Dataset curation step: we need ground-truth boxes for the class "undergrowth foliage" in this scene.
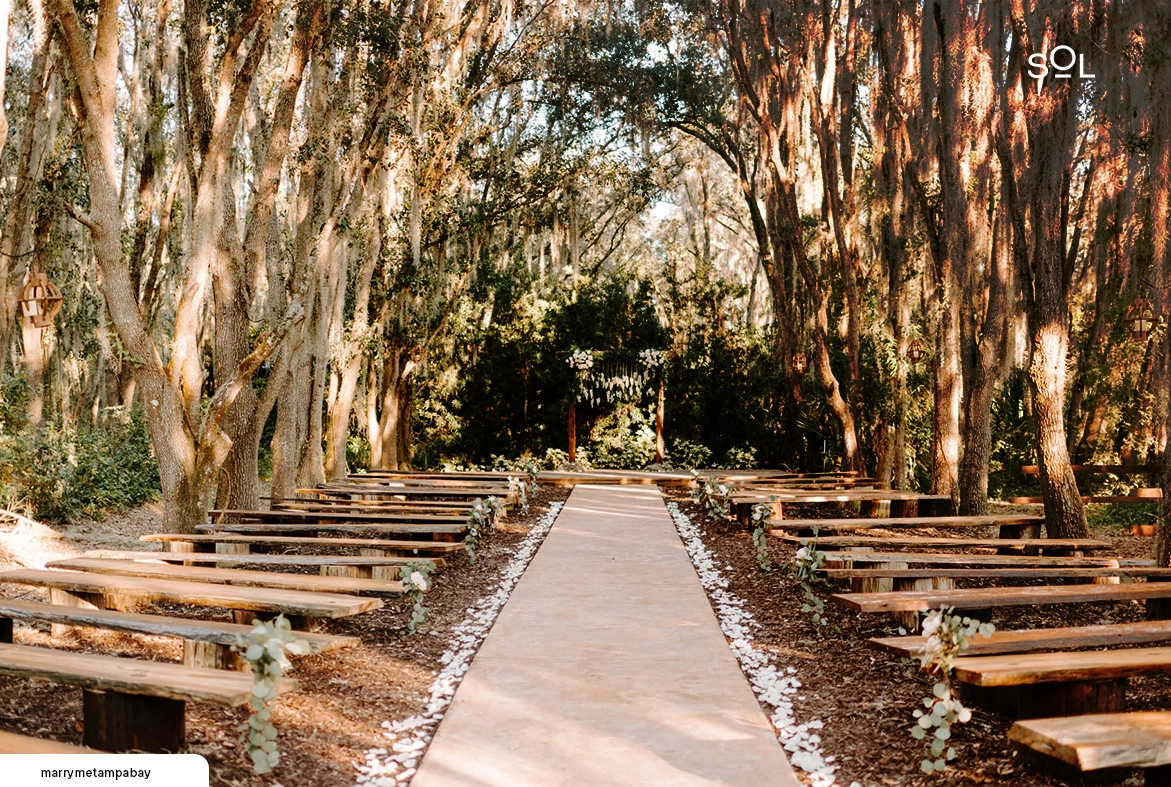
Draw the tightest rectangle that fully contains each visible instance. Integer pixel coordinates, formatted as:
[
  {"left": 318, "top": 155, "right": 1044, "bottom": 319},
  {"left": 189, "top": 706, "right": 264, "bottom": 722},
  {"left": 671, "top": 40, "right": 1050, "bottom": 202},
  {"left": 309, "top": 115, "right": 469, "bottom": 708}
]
[
  {"left": 231, "top": 615, "right": 309, "bottom": 774},
  {"left": 911, "top": 607, "right": 995, "bottom": 773}
]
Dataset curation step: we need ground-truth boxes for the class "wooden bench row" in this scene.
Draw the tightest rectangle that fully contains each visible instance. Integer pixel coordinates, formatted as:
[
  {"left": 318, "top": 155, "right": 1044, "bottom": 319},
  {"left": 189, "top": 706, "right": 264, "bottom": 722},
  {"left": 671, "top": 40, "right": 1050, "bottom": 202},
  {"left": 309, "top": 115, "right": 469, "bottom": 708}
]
[{"left": 0, "top": 641, "right": 293, "bottom": 751}]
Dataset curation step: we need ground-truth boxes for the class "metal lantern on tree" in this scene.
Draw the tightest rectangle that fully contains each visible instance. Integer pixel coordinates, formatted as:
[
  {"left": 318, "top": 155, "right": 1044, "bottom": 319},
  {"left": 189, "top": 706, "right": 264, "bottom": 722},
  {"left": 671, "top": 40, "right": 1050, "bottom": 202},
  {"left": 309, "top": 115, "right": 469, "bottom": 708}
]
[
  {"left": 907, "top": 338, "right": 926, "bottom": 365},
  {"left": 1126, "top": 298, "right": 1155, "bottom": 342},
  {"left": 17, "top": 272, "right": 63, "bottom": 329},
  {"left": 791, "top": 353, "right": 808, "bottom": 375}
]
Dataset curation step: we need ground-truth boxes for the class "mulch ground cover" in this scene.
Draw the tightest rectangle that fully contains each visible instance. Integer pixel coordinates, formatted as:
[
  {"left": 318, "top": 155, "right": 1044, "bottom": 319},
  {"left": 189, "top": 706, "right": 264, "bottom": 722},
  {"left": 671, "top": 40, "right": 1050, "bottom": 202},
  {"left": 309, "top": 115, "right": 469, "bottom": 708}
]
[
  {"left": 0, "top": 487, "right": 570, "bottom": 787},
  {"left": 666, "top": 493, "right": 1160, "bottom": 787}
]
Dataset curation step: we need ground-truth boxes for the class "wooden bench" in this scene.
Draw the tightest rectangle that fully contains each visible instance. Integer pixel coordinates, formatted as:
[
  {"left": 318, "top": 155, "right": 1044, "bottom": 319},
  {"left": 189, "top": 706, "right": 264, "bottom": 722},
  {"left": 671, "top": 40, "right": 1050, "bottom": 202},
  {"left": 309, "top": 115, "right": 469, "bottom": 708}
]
[
  {"left": 820, "top": 551, "right": 1123, "bottom": 567},
  {"left": 1010, "top": 711, "right": 1171, "bottom": 783},
  {"left": 870, "top": 620, "right": 1171, "bottom": 659},
  {"left": 210, "top": 508, "right": 467, "bottom": 525},
  {"left": 767, "top": 514, "right": 1044, "bottom": 534},
  {"left": 0, "top": 569, "right": 381, "bottom": 628},
  {"left": 198, "top": 521, "right": 467, "bottom": 539},
  {"left": 1010, "top": 491, "right": 1161, "bottom": 505},
  {"left": 0, "top": 729, "right": 99, "bottom": 753},
  {"left": 824, "top": 567, "right": 1171, "bottom": 582},
  {"left": 0, "top": 642, "right": 293, "bottom": 751},
  {"left": 952, "top": 647, "right": 1171, "bottom": 719},
  {"left": 46, "top": 558, "right": 405, "bottom": 596},
  {"left": 143, "top": 532, "right": 463, "bottom": 555},
  {"left": 0, "top": 597, "right": 356, "bottom": 669},
  {"left": 1021, "top": 464, "right": 1161, "bottom": 476},
  {"left": 271, "top": 499, "right": 472, "bottom": 514},
  {"left": 778, "top": 535, "right": 1111, "bottom": 552},
  {"left": 833, "top": 581, "right": 1171, "bottom": 614},
  {"left": 87, "top": 549, "right": 443, "bottom": 580}
]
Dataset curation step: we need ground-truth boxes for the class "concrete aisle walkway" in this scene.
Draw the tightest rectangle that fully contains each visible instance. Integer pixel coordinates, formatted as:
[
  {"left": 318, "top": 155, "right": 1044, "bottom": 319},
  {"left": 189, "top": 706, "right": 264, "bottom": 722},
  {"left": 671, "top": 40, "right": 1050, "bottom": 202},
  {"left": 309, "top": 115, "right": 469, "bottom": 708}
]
[{"left": 412, "top": 485, "right": 799, "bottom": 787}]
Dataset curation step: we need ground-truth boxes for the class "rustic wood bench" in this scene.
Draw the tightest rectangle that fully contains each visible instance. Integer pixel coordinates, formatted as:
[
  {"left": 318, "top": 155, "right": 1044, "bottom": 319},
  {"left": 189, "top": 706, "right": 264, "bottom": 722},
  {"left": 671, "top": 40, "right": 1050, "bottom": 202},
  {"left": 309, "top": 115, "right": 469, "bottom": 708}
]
[
  {"left": 833, "top": 581, "right": 1171, "bottom": 614},
  {"left": 210, "top": 508, "right": 467, "bottom": 525},
  {"left": 824, "top": 567, "right": 1170, "bottom": 582},
  {"left": 734, "top": 491, "right": 953, "bottom": 520},
  {"left": 46, "top": 558, "right": 404, "bottom": 596},
  {"left": 1010, "top": 491, "right": 1162, "bottom": 505},
  {"left": 0, "top": 569, "right": 381, "bottom": 628},
  {"left": 0, "top": 642, "right": 293, "bottom": 751},
  {"left": 198, "top": 521, "right": 467, "bottom": 539},
  {"left": 778, "top": 535, "right": 1111, "bottom": 552},
  {"left": 1009, "top": 711, "right": 1171, "bottom": 783},
  {"left": 952, "top": 646, "right": 1171, "bottom": 719},
  {"left": 0, "top": 729, "right": 98, "bottom": 753},
  {"left": 767, "top": 514, "right": 1044, "bottom": 534},
  {"left": 86, "top": 549, "right": 444, "bottom": 580},
  {"left": 143, "top": 532, "right": 463, "bottom": 554},
  {"left": 270, "top": 498, "right": 473, "bottom": 514},
  {"left": 870, "top": 620, "right": 1171, "bottom": 659},
  {"left": 820, "top": 551, "right": 1123, "bottom": 568},
  {"left": 307, "top": 484, "right": 516, "bottom": 502},
  {"left": 0, "top": 598, "right": 356, "bottom": 669}
]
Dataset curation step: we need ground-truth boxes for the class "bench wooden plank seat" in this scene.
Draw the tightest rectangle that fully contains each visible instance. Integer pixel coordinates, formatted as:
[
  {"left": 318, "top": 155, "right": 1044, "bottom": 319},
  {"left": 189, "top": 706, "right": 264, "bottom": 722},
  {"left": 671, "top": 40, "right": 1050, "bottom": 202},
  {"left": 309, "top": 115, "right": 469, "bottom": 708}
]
[
  {"left": 307, "top": 484, "right": 514, "bottom": 500},
  {"left": 209, "top": 508, "right": 467, "bottom": 525},
  {"left": 196, "top": 522, "right": 466, "bottom": 538},
  {"left": 1010, "top": 491, "right": 1162, "bottom": 504},
  {"left": 1022, "top": 464, "right": 1161, "bottom": 476},
  {"left": 767, "top": 515, "right": 1044, "bottom": 531},
  {"left": 0, "top": 569, "right": 381, "bottom": 624},
  {"left": 821, "top": 551, "right": 1122, "bottom": 567},
  {"left": 0, "top": 642, "right": 293, "bottom": 751},
  {"left": 822, "top": 567, "right": 1171, "bottom": 581},
  {"left": 87, "top": 549, "right": 446, "bottom": 569},
  {"left": 870, "top": 620, "right": 1171, "bottom": 659},
  {"left": 833, "top": 581, "right": 1171, "bottom": 613},
  {"left": 270, "top": 500, "right": 472, "bottom": 514},
  {"left": 950, "top": 648, "right": 1171, "bottom": 722},
  {"left": 1009, "top": 712, "right": 1171, "bottom": 778},
  {"left": 0, "top": 597, "right": 356, "bottom": 669},
  {"left": 46, "top": 558, "right": 405, "bottom": 596},
  {"left": 777, "top": 535, "right": 1111, "bottom": 551},
  {"left": 142, "top": 533, "right": 463, "bottom": 554},
  {"left": 954, "top": 646, "right": 1171, "bottom": 687},
  {"left": 0, "top": 729, "right": 98, "bottom": 753},
  {"left": 734, "top": 490, "right": 945, "bottom": 502}
]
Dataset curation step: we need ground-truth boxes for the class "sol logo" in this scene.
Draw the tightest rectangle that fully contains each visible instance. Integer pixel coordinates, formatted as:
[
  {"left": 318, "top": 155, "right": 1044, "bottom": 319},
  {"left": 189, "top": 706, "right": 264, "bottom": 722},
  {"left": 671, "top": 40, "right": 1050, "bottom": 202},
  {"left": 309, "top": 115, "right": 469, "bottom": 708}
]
[{"left": 1027, "top": 46, "right": 1096, "bottom": 91}]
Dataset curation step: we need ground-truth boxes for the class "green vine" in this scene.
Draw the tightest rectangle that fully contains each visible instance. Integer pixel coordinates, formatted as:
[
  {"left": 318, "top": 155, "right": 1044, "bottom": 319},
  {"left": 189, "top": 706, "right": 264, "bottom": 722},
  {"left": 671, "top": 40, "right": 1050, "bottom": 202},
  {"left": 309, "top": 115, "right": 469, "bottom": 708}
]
[
  {"left": 464, "top": 495, "right": 506, "bottom": 563},
  {"left": 750, "top": 501, "right": 774, "bottom": 571},
  {"left": 911, "top": 607, "right": 995, "bottom": 773},
  {"left": 230, "top": 615, "right": 309, "bottom": 774},
  {"left": 690, "top": 471, "right": 731, "bottom": 519},
  {"left": 790, "top": 529, "right": 831, "bottom": 629},
  {"left": 401, "top": 559, "right": 437, "bottom": 633}
]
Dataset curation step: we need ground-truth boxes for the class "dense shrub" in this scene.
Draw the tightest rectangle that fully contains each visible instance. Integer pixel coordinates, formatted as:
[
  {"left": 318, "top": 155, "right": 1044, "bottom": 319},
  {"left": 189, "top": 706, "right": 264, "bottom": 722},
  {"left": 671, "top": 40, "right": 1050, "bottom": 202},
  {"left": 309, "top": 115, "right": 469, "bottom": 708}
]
[{"left": 0, "top": 406, "right": 160, "bottom": 523}]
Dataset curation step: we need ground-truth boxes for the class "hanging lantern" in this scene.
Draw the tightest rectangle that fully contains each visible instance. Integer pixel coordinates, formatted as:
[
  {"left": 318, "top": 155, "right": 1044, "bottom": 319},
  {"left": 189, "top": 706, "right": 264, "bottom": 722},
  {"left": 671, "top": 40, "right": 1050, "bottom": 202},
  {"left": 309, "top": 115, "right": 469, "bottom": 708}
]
[
  {"left": 1126, "top": 297, "right": 1155, "bottom": 342},
  {"left": 907, "top": 338, "right": 926, "bottom": 365},
  {"left": 791, "top": 352, "right": 808, "bottom": 375},
  {"left": 17, "top": 272, "right": 63, "bottom": 329}
]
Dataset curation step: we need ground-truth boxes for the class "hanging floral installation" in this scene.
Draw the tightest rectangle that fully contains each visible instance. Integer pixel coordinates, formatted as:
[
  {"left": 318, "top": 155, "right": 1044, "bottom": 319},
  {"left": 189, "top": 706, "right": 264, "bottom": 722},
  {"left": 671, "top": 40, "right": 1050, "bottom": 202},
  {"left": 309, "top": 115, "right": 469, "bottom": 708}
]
[{"left": 566, "top": 348, "right": 667, "bottom": 408}]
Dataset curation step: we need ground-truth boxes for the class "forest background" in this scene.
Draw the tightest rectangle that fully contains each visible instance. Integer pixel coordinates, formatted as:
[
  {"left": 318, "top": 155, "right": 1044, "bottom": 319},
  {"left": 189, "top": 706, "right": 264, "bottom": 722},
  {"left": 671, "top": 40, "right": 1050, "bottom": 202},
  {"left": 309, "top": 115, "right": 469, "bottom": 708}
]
[{"left": 0, "top": 0, "right": 1167, "bottom": 544}]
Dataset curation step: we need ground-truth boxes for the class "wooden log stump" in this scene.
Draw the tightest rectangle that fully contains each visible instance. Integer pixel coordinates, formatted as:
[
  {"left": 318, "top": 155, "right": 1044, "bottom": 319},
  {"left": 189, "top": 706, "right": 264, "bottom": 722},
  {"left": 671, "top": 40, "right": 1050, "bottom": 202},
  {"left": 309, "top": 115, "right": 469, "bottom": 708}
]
[
  {"left": 358, "top": 548, "right": 405, "bottom": 581},
  {"left": 321, "top": 565, "right": 373, "bottom": 580},
  {"left": 1016, "top": 745, "right": 1129, "bottom": 785},
  {"left": 83, "top": 689, "right": 185, "bottom": 752},
  {"left": 49, "top": 588, "right": 103, "bottom": 637},
  {"left": 182, "top": 640, "right": 245, "bottom": 671},
  {"left": 890, "top": 499, "right": 917, "bottom": 518},
  {"left": 891, "top": 576, "right": 958, "bottom": 632},
  {"left": 983, "top": 679, "right": 1128, "bottom": 720}
]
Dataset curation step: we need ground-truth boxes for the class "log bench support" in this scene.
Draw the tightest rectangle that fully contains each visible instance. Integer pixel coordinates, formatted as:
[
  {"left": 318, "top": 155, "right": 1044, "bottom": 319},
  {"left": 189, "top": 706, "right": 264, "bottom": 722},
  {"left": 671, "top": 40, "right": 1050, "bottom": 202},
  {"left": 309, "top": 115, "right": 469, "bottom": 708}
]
[
  {"left": 49, "top": 588, "right": 136, "bottom": 637},
  {"left": 82, "top": 689, "right": 185, "bottom": 752},
  {"left": 232, "top": 610, "right": 311, "bottom": 630},
  {"left": 964, "top": 678, "right": 1127, "bottom": 719},
  {"left": 182, "top": 639, "right": 245, "bottom": 671}
]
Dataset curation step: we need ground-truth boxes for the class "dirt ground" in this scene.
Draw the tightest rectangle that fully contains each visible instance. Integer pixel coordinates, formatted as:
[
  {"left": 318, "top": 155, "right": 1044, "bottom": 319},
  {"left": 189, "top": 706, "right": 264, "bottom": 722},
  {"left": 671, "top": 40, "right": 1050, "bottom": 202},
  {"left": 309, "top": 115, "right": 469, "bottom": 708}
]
[
  {"left": 666, "top": 493, "right": 1161, "bottom": 787},
  {"left": 0, "top": 489, "right": 570, "bottom": 787}
]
